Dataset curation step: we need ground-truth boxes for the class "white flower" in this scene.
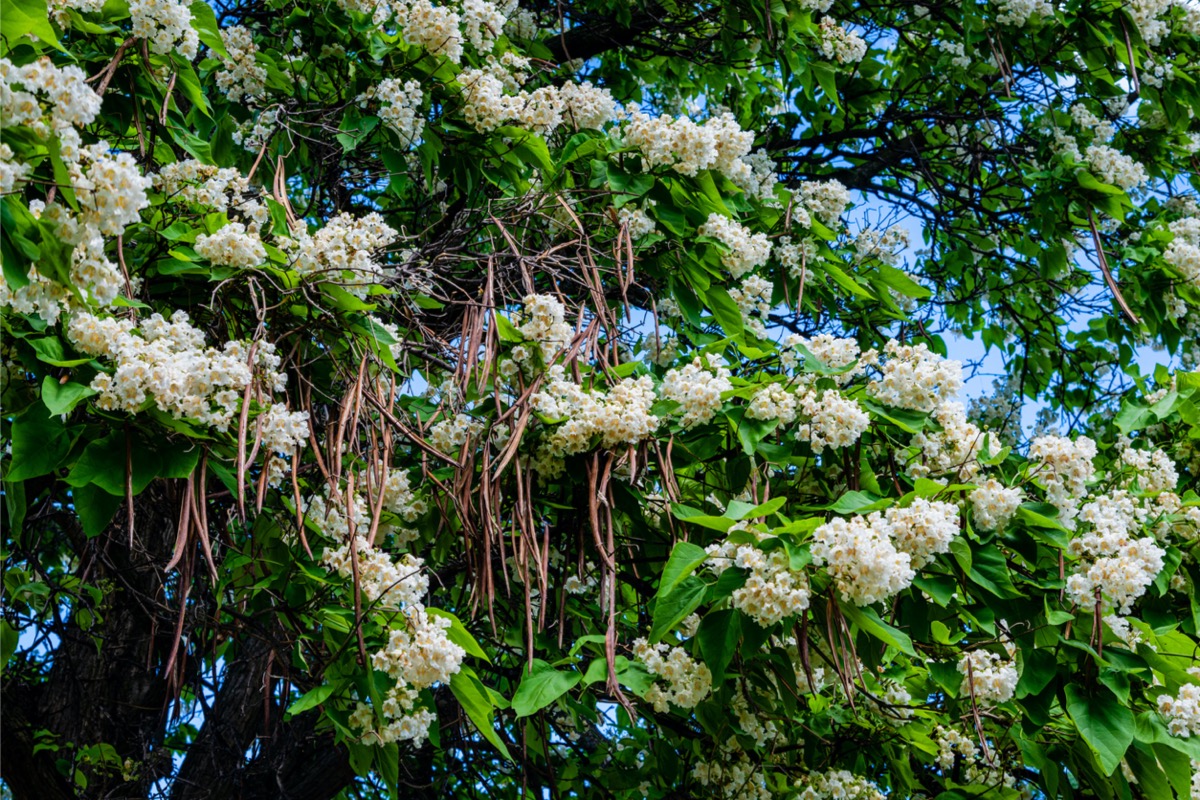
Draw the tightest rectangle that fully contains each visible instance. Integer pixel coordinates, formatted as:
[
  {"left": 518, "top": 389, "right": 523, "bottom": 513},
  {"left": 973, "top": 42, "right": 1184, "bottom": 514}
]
[
  {"left": 697, "top": 213, "right": 772, "bottom": 277},
  {"left": 958, "top": 649, "right": 1018, "bottom": 704},
  {"left": 661, "top": 355, "right": 733, "bottom": 428}
]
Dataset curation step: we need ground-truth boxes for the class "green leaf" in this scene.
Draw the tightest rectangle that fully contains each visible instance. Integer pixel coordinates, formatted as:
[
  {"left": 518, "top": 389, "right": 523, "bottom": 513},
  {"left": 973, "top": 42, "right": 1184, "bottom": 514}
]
[
  {"left": 820, "top": 260, "right": 873, "bottom": 299},
  {"left": 427, "top": 608, "right": 490, "bottom": 663},
  {"left": 649, "top": 575, "right": 707, "bottom": 643},
  {"left": 450, "top": 667, "right": 512, "bottom": 759},
  {"left": 657, "top": 542, "right": 710, "bottom": 599},
  {"left": 66, "top": 431, "right": 161, "bottom": 496},
  {"left": 969, "top": 546, "right": 1021, "bottom": 599},
  {"left": 874, "top": 264, "right": 930, "bottom": 298},
  {"left": 839, "top": 603, "right": 917, "bottom": 657},
  {"left": 7, "top": 407, "right": 71, "bottom": 481},
  {"left": 72, "top": 482, "right": 122, "bottom": 537},
  {"left": 287, "top": 682, "right": 338, "bottom": 716},
  {"left": 859, "top": 398, "right": 929, "bottom": 433},
  {"left": 1016, "top": 648, "right": 1057, "bottom": 698},
  {"left": 828, "top": 490, "right": 890, "bottom": 516},
  {"left": 189, "top": 0, "right": 228, "bottom": 59},
  {"left": 1076, "top": 169, "right": 1125, "bottom": 196},
  {"left": 810, "top": 61, "right": 841, "bottom": 109},
  {"left": 41, "top": 376, "right": 97, "bottom": 415},
  {"left": 1, "top": 619, "right": 18, "bottom": 669},
  {"left": 697, "top": 609, "right": 741, "bottom": 685},
  {"left": 731, "top": 497, "right": 786, "bottom": 520},
  {"left": 511, "top": 659, "right": 581, "bottom": 717},
  {"left": 582, "top": 655, "right": 655, "bottom": 695},
  {"left": 28, "top": 337, "right": 92, "bottom": 368},
  {"left": 0, "top": 0, "right": 65, "bottom": 53},
  {"left": 705, "top": 286, "right": 745, "bottom": 336},
  {"left": 1065, "top": 684, "right": 1134, "bottom": 776}
]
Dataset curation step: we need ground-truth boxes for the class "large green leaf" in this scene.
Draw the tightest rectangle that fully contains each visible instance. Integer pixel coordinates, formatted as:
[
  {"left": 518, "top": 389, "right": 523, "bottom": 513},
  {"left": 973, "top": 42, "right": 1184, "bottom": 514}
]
[
  {"left": 840, "top": 603, "right": 917, "bottom": 657},
  {"left": 0, "top": 0, "right": 65, "bottom": 52},
  {"left": 1065, "top": 684, "right": 1134, "bottom": 776},
  {"left": 450, "top": 667, "right": 512, "bottom": 759},
  {"left": 657, "top": 542, "right": 709, "bottom": 599},
  {"left": 697, "top": 609, "right": 741, "bottom": 685},
  {"left": 7, "top": 406, "right": 71, "bottom": 481},
  {"left": 649, "top": 575, "right": 707, "bottom": 643},
  {"left": 511, "top": 659, "right": 580, "bottom": 717}
]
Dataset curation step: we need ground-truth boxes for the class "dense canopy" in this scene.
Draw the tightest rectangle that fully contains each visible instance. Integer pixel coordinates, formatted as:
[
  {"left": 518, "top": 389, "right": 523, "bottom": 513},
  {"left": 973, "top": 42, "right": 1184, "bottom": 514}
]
[{"left": 3, "top": 0, "right": 1200, "bottom": 797}]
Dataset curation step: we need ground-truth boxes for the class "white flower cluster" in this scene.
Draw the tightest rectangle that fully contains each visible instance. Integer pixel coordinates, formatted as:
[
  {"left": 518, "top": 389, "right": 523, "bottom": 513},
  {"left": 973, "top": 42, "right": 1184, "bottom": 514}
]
[
  {"left": 514, "top": 293, "right": 574, "bottom": 360},
  {"left": 0, "top": 266, "right": 69, "bottom": 325},
  {"left": 746, "top": 383, "right": 799, "bottom": 424},
  {"left": 958, "top": 649, "right": 1018, "bottom": 705},
  {"left": 782, "top": 333, "right": 874, "bottom": 383},
  {"left": 909, "top": 401, "right": 987, "bottom": 479},
  {"left": 887, "top": 498, "right": 961, "bottom": 569},
  {"left": 232, "top": 106, "right": 280, "bottom": 152},
  {"left": 661, "top": 355, "right": 733, "bottom": 428},
  {"left": 1127, "top": 0, "right": 1184, "bottom": 46},
  {"left": 46, "top": 0, "right": 105, "bottom": 25},
  {"left": 532, "top": 370, "right": 659, "bottom": 456},
  {"left": 355, "top": 608, "right": 463, "bottom": 741},
  {"left": 796, "top": 770, "right": 885, "bottom": 800},
  {"left": 728, "top": 274, "right": 774, "bottom": 337},
  {"left": 817, "top": 18, "right": 868, "bottom": 64},
  {"left": 970, "top": 479, "right": 1024, "bottom": 531},
  {"left": 692, "top": 751, "right": 772, "bottom": 800},
  {"left": 938, "top": 40, "right": 972, "bottom": 69},
  {"left": 257, "top": 403, "right": 313, "bottom": 457},
  {"left": 775, "top": 235, "right": 818, "bottom": 280},
  {"left": 1166, "top": 215, "right": 1200, "bottom": 285},
  {"left": 1120, "top": 443, "right": 1179, "bottom": 493},
  {"left": 622, "top": 109, "right": 777, "bottom": 199},
  {"left": 853, "top": 225, "right": 910, "bottom": 265},
  {"left": 868, "top": 340, "right": 964, "bottom": 412},
  {"left": 1159, "top": 684, "right": 1200, "bottom": 738},
  {"left": 195, "top": 222, "right": 267, "bottom": 268},
  {"left": 458, "top": 68, "right": 616, "bottom": 134},
  {"left": 1070, "top": 103, "right": 1115, "bottom": 143},
  {"left": 460, "top": 0, "right": 509, "bottom": 51},
  {"left": 811, "top": 515, "right": 914, "bottom": 606},
  {"left": 1, "top": 57, "right": 102, "bottom": 140},
  {"left": 632, "top": 638, "right": 713, "bottom": 712},
  {"left": 935, "top": 725, "right": 979, "bottom": 771},
  {"left": 813, "top": 502, "right": 962, "bottom": 605},
  {"left": 314, "top": 495, "right": 458, "bottom": 748},
  {"left": 1030, "top": 435, "right": 1096, "bottom": 524},
  {"left": 798, "top": 179, "right": 852, "bottom": 228},
  {"left": 706, "top": 532, "right": 812, "bottom": 627},
  {"left": 428, "top": 412, "right": 485, "bottom": 454},
  {"left": 994, "top": 0, "right": 1054, "bottom": 26},
  {"left": 73, "top": 143, "right": 154, "bottom": 237},
  {"left": 697, "top": 213, "right": 772, "bottom": 277},
  {"left": 1, "top": 59, "right": 157, "bottom": 314},
  {"left": 616, "top": 204, "right": 657, "bottom": 240},
  {"left": 129, "top": 0, "right": 199, "bottom": 58},
  {"left": 358, "top": 79, "right": 425, "bottom": 145},
  {"left": 794, "top": 388, "right": 870, "bottom": 453},
  {"left": 284, "top": 212, "right": 398, "bottom": 298},
  {"left": 213, "top": 26, "right": 267, "bottom": 104},
  {"left": 67, "top": 311, "right": 300, "bottom": 435},
  {"left": 1084, "top": 144, "right": 1148, "bottom": 191},
  {"left": 156, "top": 161, "right": 261, "bottom": 217},
  {"left": 0, "top": 142, "right": 31, "bottom": 194},
  {"left": 1066, "top": 491, "right": 1165, "bottom": 613}
]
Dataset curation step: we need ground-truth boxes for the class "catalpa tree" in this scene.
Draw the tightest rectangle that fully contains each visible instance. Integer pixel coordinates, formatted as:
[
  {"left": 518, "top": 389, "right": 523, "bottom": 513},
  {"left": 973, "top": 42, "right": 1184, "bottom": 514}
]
[{"left": 2, "top": 0, "right": 1200, "bottom": 796}]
